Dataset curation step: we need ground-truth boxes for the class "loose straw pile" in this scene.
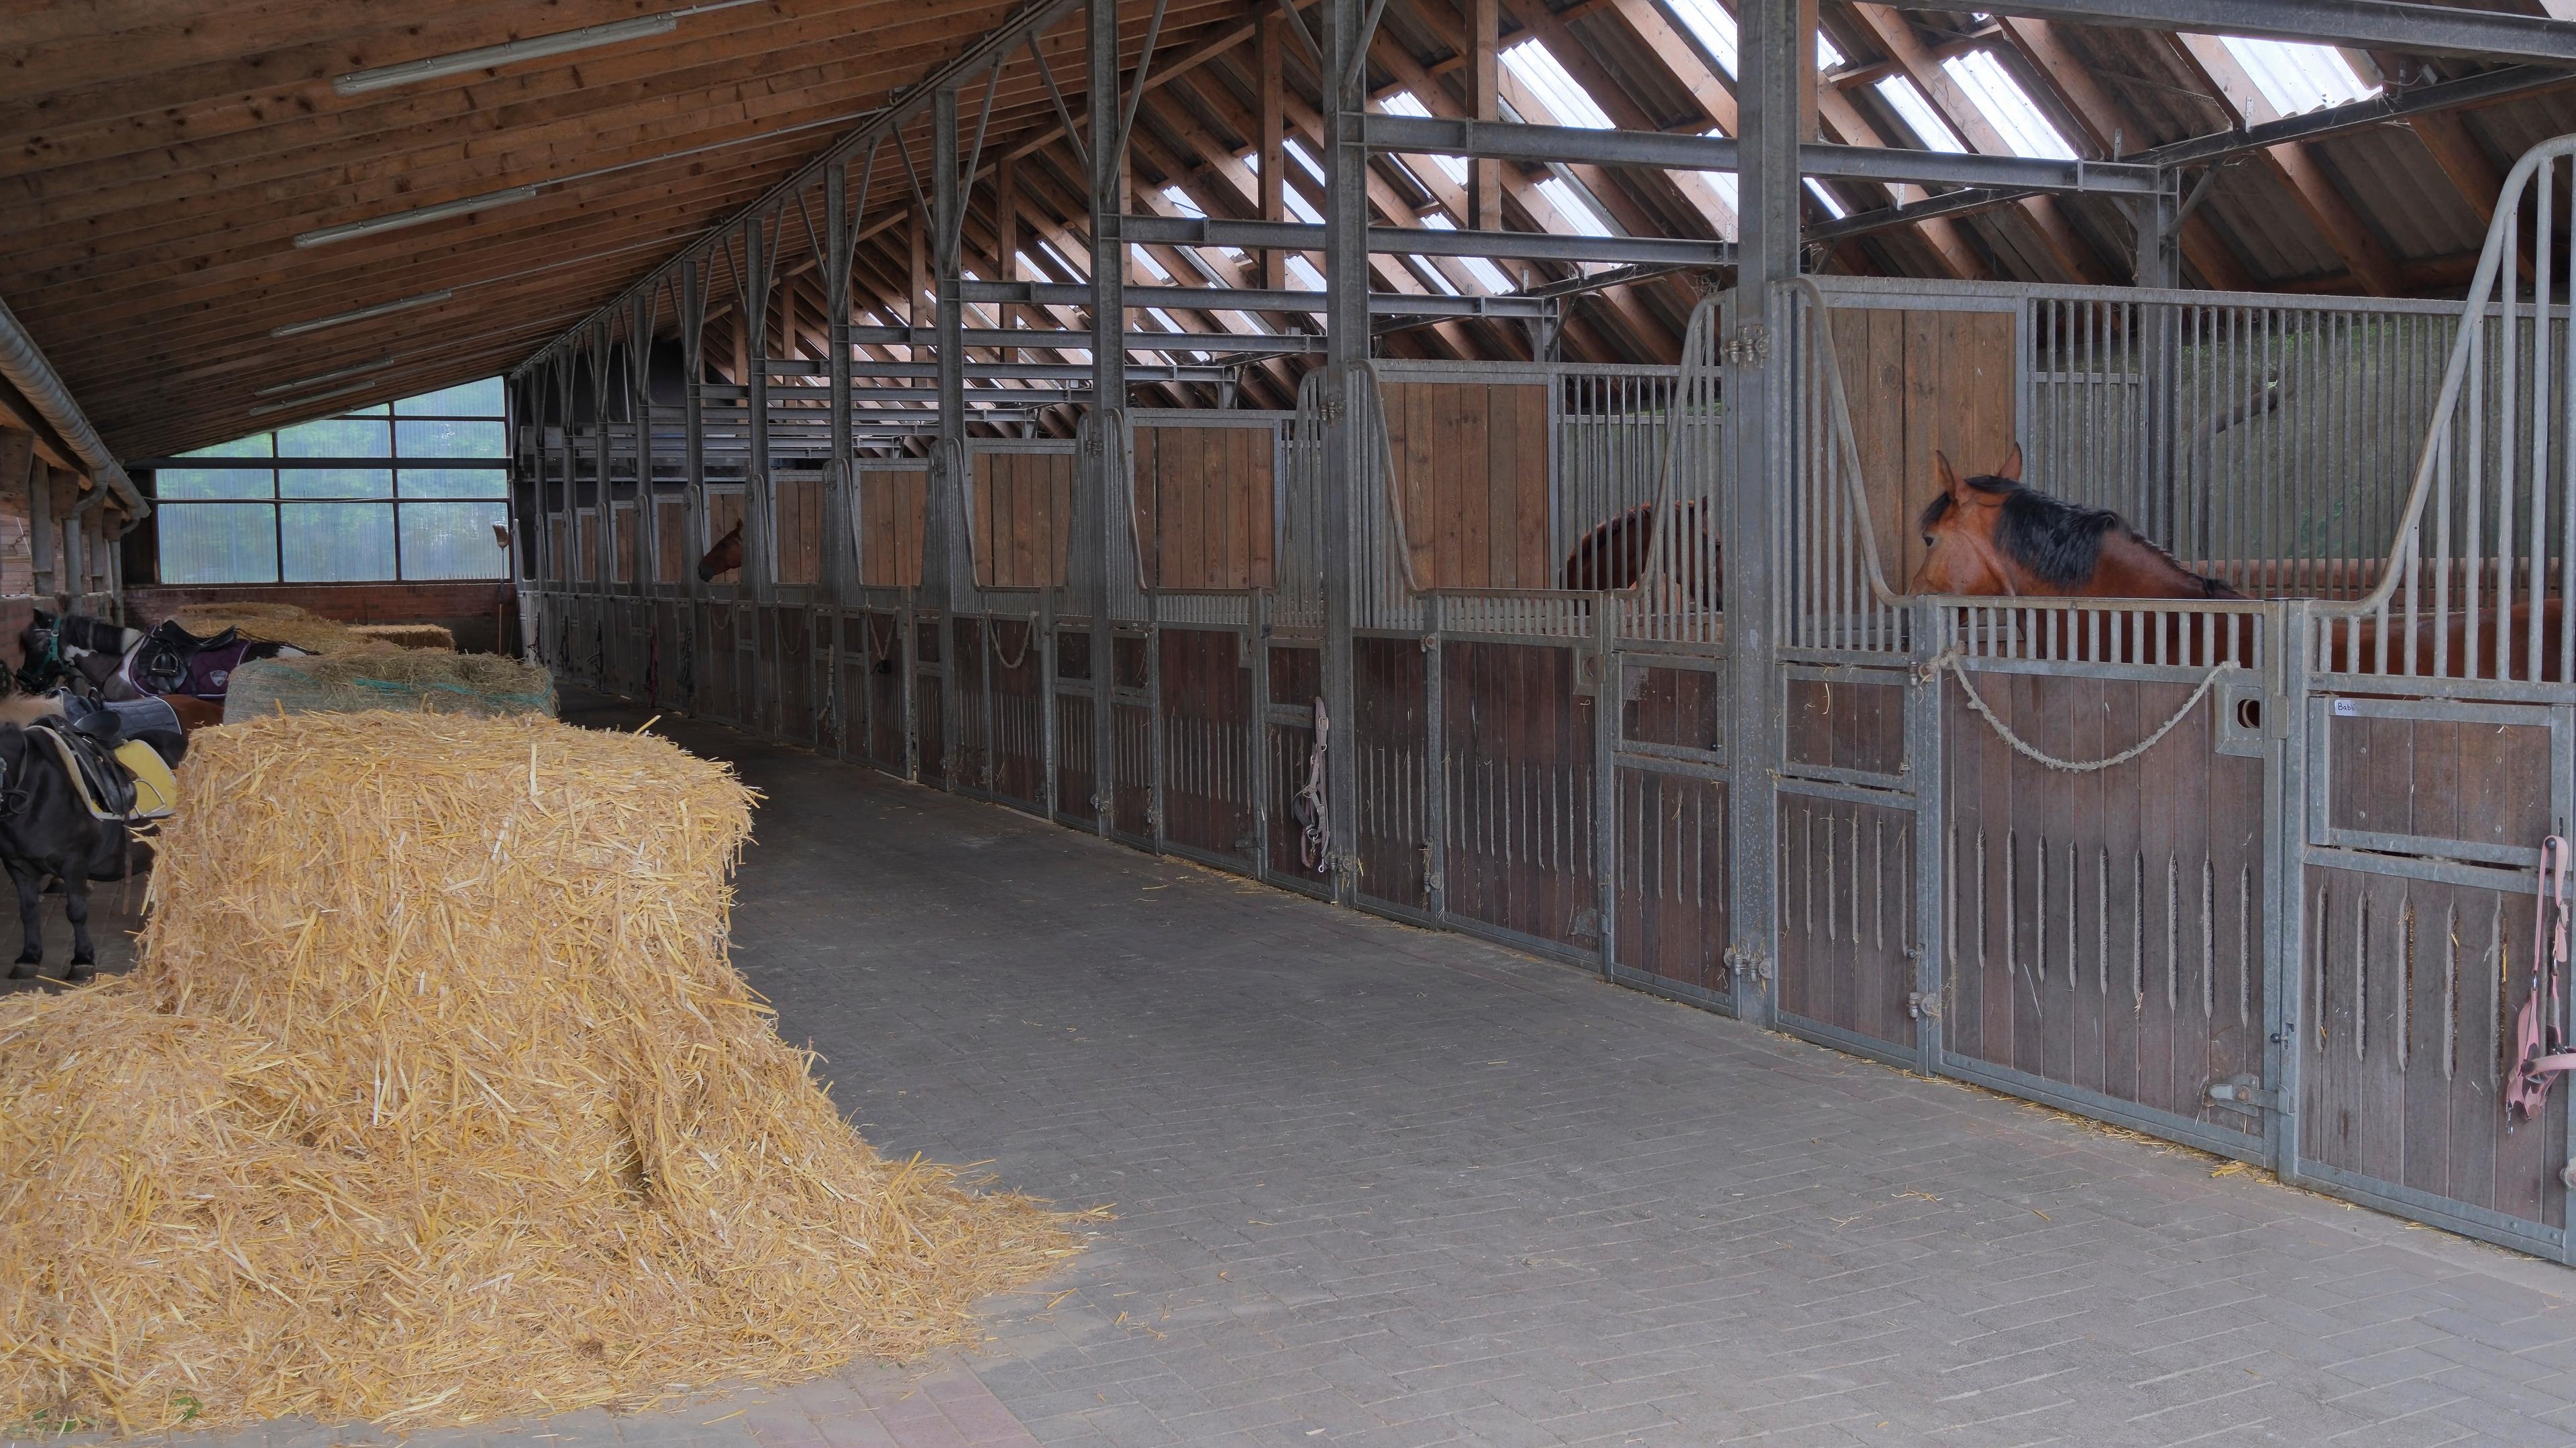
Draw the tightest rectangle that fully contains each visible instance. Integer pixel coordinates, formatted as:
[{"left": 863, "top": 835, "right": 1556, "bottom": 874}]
[
  {"left": 0, "top": 712, "right": 1078, "bottom": 1436},
  {"left": 168, "top": 602, "right": 392, "bottom": 657}
]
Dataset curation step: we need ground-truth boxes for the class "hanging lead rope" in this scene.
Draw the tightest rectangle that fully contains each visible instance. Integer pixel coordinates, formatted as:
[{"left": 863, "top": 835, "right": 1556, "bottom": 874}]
[
  {"left": 2508, "top": 836, "right": 2575, "bottom": 1123},
  {"left": 1293, "top": 697, "right": 1330, "bottom": 873},
  {"left": 989, "top": 613, "right": 1038, "bottom": 671},
  {"left": 1919, "top": 650, "right": 2238, "bottom": 775}
]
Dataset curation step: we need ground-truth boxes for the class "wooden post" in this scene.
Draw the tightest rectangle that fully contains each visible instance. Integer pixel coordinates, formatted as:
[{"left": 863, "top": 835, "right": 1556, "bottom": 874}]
[
  {"left": 28, "top": 457, "right": 52, "bottom": 599},
  {"left": 997, "top": 155, "right": 1020, "bottom": 365},
  {"left": 1469, "top": 0, "right": 1501, "bottom": 230},
  {"left": 1259, "top": 11, "right": 1287, "bottom": 289}
]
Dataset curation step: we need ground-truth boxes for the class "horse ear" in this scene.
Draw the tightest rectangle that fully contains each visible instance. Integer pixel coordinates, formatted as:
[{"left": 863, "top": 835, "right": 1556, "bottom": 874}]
[
  {"left": 1996, "top": 443, "right": 2023, "bottom": 482},
  {"left": 1934, "top": 451, "right": 1970, "bottom": 505}
]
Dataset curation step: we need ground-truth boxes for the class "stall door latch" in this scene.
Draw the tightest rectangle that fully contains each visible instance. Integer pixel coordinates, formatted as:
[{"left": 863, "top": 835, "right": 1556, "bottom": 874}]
[{"left": 1722, "top": 325, "right": 1770, "bottom": 366}]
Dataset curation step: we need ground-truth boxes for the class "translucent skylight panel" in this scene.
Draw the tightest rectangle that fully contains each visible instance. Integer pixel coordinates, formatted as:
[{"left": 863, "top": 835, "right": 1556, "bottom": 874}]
[
  {"left": 1283, "top": 185, "right": 1324, "bottom": 225},
  {"left": 1413, "top": 257, "right": 1462, "bottom": 295},
  {"left": 1503, "top": 40, "right": 1615, "bottom": 129},
  {"left": 1285, "top": 138, "right": 1326, "bottom": 184},
  {"left": 2217, "top": 36, "right": 2377, "bottom": 116},
  {"left": 1130, "top": 245, "right": 1172, "bottom": 282},
  {"left": 1161, "top": 185, "right": 1206, "bottom": 219},
  {"left": 1536, "top": 176, "right": 1613, "bottom": 237},
  {"left": 1013, "top": 251, "right": 1042, "bottom": 278},
  {"left": 1382, "top": 91, "right": 1468, "bottom": 186},
  {"left": 1662, "top": 0, "right": 1839, "bottom": 78},
  {"left": 1804, "top": 178, "right": 1847, "bottom": 219},
  {"left": 1875, "top": 75, "right": 1968, "bottom": 152},
  {"left": 1419, "top": 215, "right": 1519, "bottom": 292},
  {"left": 1942, "top": 50, "right": 2074, "bottom": 160}
]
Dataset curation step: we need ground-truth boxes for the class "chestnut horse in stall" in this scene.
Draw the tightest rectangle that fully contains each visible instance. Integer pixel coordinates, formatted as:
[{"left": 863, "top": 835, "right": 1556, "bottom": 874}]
[
  {"left": 698, "top": 520, "right": 745, "bottom": 582},
  {"left": 1914, "top": 445, "right": 2565, "bottom": 679},
  {"left": 1560, "top": 499, "right": 1722, "bottom": 604}
]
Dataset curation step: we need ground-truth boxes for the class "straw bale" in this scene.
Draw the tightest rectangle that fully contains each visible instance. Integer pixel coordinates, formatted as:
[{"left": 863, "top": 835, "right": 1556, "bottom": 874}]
[
  {"left": 223, "top": 650, "right": 556, "bottom": 722},
  {"left": 349, "top": 623, "right": 457, "bottom": 651},
  {"left": 167, "top": 603, "right": 392, "bottom": 657},
  {"left": 0, "top": 713, "right": 1079, "bottom": 1436}
]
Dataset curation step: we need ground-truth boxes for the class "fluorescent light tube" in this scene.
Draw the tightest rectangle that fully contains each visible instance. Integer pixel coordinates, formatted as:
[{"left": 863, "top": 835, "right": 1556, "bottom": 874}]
[
  {"left": 246, "top": 379, "right": 384, "bottom": 417},
  {"left": 270, "top": 290, "right": 454, "bottom": 337},
  {"left": 253, "top": 356, "right": 399, "bottom": 397},
  {"left": 294, "top": 184, "right": 541, "bottom": 248},
  {"left": 333, "top": 14, "right": 680, "bottom": 95}
]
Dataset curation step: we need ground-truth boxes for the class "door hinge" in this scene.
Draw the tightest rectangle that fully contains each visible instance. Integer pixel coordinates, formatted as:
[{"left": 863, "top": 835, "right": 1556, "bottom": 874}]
[
  {"left": 2206, "top": 1074, "right": 2277, "bottom": 1114},
  {"left": 1723, "top": 945, "right": 1770, "bottom": 984},
  {"left": 1907, "top": 991, "right": 1941, "bottom": 1021},
  {"left": 1316, "top": 395, "right": 1346, "bottom": 424},
  {"left": 1722, "top": 325, "right": 1770, "bottom": 366}
]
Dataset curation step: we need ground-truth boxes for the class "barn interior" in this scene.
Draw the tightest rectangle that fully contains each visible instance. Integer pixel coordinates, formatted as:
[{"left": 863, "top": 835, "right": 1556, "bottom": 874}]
[{"left": 9, "top": 1, "right": 2576, "bottom": 1442}]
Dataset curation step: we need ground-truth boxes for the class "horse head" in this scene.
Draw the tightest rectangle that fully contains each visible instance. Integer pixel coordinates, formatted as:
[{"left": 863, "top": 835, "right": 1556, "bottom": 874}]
[
  {"left": 1911, "top": 446, "right": 2031, "bottom": 596},
  {"left": 698, "top": 520, "right": 746, "bottom": 583}
]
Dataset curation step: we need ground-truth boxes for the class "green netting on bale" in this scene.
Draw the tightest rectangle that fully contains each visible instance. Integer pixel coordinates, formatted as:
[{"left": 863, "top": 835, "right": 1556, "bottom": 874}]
[{"left": 221, "top": 652, "right": 556, "bottom": 722}]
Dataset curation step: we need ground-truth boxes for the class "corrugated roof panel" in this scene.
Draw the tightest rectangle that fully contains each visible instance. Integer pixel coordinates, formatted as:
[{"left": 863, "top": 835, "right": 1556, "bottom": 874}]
[{"left": 2314, "top": 127, "right": 2485, "bottom": 265}]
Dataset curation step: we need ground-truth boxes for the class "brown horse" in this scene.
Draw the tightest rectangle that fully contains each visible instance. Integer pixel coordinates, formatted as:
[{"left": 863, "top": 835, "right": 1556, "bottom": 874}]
[
  {"left": 1915, "top": 445, "right": 2567, "bottom": 681},
  {"left": 1560, "top": 499, "right": 1721, "bottom": 605},
  {"left": 698, "top": 520, "right": 745, "bottom": 582}
]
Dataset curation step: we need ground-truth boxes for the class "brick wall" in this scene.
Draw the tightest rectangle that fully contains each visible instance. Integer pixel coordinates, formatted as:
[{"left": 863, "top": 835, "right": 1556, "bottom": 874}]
[{"left": 125, "top": 581, "right": 519, "bottom": 654}]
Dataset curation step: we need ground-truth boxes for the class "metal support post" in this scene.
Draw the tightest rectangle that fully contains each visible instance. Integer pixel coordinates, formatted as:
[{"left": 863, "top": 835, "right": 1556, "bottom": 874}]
[
  {"left": 681, "top": 260, "right": 709, "bottom": 710},
  {"left": 1087, "top": 0, "right": 1125, "bottom": 838},
  {"left": 2133, "top": 173, "right": 2183, "bottom": 543},
  {"left": 2269, "top": 601, "right": 2311, "bottom": 1178},
  {"left": 1727, "top": 0, "right": 1801, "bottom": 1023},
  {"left": 631, "top": 292, "right": 657, "bottom": 610},
  {"left": 826, "top": 162, "right": 855, "bottom": 744},
  {"left": 1907, "top": 598, "right": 1947, "bottom": 1070},
  {"left": 1320, "top": 0, "right": 1371, "bottom": 906},
  {"left": 744, "top": 216, "right": 774, "bottom": 608},
  {"left": 933, "top": 85, "right": 969, "bottom": 788}
]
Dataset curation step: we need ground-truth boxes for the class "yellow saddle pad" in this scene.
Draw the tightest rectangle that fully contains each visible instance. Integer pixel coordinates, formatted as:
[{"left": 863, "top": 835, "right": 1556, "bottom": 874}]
[{"left": 115, "top": 738, "right": 178, "bottom": 821}]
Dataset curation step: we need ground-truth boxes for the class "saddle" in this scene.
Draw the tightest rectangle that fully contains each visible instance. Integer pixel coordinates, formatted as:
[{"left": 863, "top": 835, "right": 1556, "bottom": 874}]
[
  {"left": 30, "top": 698, "right": 177, "bottom": 823},
  {"left": 121, "top": 619, "right": 278, "bottom": 702}
]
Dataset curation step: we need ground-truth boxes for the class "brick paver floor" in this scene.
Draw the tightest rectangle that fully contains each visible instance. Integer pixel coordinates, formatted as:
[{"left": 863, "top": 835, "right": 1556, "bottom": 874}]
[{"left": 25, "top": 692, "right": 2573, "bottom": 1447}]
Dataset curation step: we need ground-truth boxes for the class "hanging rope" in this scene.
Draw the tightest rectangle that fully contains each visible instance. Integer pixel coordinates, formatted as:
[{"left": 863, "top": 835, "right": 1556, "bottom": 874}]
[
  {"left": 1919, "top": 651, "right": 2237, "bottom": 774},
  {"left": 989, "top": 614, "right": 1038, "bottom": 671},
  {"left": 2508, "top": 836, "right": 2575, "bottom": 1123},
  {"left": 1293, "top": 697, "right": 1330, "bottom": 873},
  {"left": 865, "top": 613, "right": 899, "bottom": 663}
]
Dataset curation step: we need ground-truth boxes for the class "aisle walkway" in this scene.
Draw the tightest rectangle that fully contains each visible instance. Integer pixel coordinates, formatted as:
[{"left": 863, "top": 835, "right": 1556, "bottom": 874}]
[{"left": 56, "top": 694, "right": 2576, "bottom": 1448}]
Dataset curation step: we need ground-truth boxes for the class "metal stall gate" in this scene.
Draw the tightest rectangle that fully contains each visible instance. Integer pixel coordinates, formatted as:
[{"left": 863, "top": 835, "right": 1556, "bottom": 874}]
[{"left": 2280, "top": 137, "right": 2576, "bottom": 1261}]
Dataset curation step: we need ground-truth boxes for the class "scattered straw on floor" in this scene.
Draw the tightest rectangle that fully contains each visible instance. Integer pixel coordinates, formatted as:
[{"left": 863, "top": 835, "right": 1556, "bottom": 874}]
[
  {"left": 168, "top": 602, "right": 392, "bottom": 657},
  {"left": 349, "top": 623, "right": 457, "bottom": 651},
  {"left": 222, "top": 648, "right": 557, "bottom": 722},
  {"left": 0, "top": 712, "right": 1081, "bottom": 1436}
]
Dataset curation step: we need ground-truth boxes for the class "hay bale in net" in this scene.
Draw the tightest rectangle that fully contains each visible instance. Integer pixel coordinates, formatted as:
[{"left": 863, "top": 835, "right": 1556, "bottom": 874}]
[
  {"left": 0, "top": 713, "right": 1078, "bottom": 1435},
  {"left": 168, "top": 602, "right": 391, "bottom": 657},
  {"left": 349, "top": 622, "right": 457, "bottom": 651},
  {"left": 223, "top": 649, "right": 556, "bottom": 722}
]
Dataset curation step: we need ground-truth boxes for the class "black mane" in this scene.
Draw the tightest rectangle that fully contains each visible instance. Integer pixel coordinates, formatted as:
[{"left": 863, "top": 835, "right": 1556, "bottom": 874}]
[{"left": 1920, "top": 473, "right": 2238, "bottom": 597}]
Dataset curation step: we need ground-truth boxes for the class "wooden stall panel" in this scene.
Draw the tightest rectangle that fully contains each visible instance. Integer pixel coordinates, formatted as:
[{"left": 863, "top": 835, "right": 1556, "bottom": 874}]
[
  {"left": 1615, "top": 767, "right": 1731, "bottom": 997},
  {"left": 1830, "top": 307, "right": 2015, "bottom": 588},
  {"left": 1778, "top": 793, "right": 1917, "bottom": 1050},
  {"left": 1623, "top": 664, "right": 1725, "bottom": 754},
  {"left": 1354, "top": 638, "right": 1430, "bottom": 911},
  {"left": 2302, "top": 865, "right": 2568, "bottom": 1230},
  {"left": 655, "top": 499, "right": 687, "bottom": 583},
  {"left": 773, "top": 606, "right": 814, "bottom": 746},
  {"left": 2325, "top": 710, "right": 2555, "bottom": 859},
  {"left": 1942, "top": 672, "right": 2265, "bottom": 1137},
  {"left": 704, "top": 491, "right": 745, "bottom": 584},
  {"left": 1384, "top": 382, "right": 1552, "bottom": 590},
  {"left": 1136, "top": 425, "right": 1277, "bottom": 590},
  {"left": 1160, "top": 628, "right": 1256, "bottom": 865},
  {"left": 775, "top": 475, "right": 823, "bottom": 586},
  {"left": 861, "top": 612, "right": 906, "bottom": 773},
  {"left": 1784, "top": 676, "right": 1907, "bottom": 779},
  {"left": 951, "top": 618, "right": 989, "bottom": 789},
  {"left": 1443, "top": 641, "right": 1597, "bottom": 948},
  {"left": 859, "top": 469, "right": 928, "bottom": 588},
  {"left": 974, "top": 451, "right": 1074, "bottom": 590},
  {"left": 610, "top": 501, "right": 638, "bottom": 583},
  {"left": 989, "top": 618, "right": 1047, "bottom": 812}
]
